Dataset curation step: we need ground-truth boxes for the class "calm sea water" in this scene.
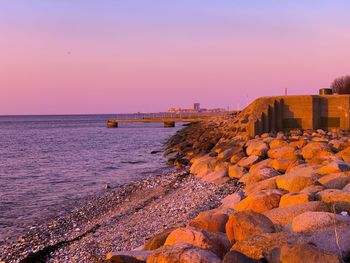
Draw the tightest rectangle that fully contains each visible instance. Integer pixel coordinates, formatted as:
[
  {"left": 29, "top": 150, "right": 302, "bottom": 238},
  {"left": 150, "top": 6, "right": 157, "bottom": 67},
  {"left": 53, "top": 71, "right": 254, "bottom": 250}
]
[{"left": 0, "top": 115, "right": 181, "bottom": 241}]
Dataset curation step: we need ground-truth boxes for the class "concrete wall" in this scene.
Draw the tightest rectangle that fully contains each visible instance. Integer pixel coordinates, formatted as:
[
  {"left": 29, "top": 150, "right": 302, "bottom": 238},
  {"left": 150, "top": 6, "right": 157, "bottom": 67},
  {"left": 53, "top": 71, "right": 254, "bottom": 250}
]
[{"left": 247, "top": 95, "right": 350, "bottom": 136}]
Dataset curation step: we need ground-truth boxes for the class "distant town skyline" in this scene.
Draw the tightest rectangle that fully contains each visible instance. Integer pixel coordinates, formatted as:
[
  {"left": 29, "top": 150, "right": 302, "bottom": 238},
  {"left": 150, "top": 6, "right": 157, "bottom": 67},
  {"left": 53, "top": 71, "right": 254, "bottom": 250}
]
[{"left": 1, "top": 1, "right": 350, "bottom": 115}]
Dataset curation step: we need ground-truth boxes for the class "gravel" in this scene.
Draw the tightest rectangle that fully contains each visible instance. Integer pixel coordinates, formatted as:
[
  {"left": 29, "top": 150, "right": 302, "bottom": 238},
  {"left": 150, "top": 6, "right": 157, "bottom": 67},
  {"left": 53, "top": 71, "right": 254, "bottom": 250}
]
[{"left": 0, "top": 169, "right": 240, "bottom": 263}]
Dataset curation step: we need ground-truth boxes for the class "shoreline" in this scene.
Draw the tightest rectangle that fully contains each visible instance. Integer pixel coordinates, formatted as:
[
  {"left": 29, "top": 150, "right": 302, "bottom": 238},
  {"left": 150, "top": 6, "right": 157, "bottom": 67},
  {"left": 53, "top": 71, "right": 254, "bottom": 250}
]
[{"left": 0, "top": 167, "right": 240, "bottom": 262}]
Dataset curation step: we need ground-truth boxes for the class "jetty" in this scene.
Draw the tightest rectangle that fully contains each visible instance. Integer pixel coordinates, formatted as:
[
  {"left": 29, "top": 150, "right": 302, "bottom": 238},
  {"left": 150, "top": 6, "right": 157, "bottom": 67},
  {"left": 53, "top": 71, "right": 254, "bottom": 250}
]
[{"left": 106, "top": 112, "right": 235, "bottom": 128}]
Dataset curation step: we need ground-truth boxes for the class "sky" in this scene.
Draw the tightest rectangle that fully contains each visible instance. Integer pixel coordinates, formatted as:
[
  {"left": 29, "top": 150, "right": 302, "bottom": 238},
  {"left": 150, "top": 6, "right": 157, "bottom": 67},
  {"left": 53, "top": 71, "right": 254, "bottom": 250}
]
[{"left": 1, "top": 1, "right": 350, "bottom": 115}]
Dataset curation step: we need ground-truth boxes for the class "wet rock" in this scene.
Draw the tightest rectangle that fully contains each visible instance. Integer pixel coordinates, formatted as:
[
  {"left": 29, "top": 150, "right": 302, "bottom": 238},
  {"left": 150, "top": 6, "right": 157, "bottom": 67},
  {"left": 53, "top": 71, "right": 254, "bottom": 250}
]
[
  {"left": 146, "top": 243, "right": 221, "bottom": 263},
  {"left": 225, "top": 211, "right": 275, "bottom": 243}
]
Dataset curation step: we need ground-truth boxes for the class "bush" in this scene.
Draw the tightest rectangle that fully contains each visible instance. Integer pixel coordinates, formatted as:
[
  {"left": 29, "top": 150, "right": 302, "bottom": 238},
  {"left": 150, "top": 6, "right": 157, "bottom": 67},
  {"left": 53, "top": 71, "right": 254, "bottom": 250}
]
[{"left": 331, "top": 75, "right": 350, "bottom": 94}]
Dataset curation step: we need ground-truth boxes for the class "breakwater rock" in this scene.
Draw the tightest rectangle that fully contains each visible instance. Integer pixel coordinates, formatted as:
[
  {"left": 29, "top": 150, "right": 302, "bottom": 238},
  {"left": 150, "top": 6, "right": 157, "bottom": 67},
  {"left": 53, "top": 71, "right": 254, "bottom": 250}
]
[{"left": 105, "top": 113, "right": 350, "bottom": 262}]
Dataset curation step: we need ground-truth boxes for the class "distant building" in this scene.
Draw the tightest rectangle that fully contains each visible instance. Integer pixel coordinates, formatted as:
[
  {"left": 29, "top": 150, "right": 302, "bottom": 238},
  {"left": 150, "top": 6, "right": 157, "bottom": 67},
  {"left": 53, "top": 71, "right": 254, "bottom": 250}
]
[
  {"left": 194, "top": 103, "right": 200, "bottom": 112},
  {"left": 167, "top": 103, "right": 226, "bottom": 114}
]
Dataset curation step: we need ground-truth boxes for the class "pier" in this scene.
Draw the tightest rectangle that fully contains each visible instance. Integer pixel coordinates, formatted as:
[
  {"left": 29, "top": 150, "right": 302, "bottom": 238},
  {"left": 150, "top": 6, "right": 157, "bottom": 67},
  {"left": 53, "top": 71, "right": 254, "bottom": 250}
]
[{"left": 106, "top": 112, "right": 235, "bottom": 128}]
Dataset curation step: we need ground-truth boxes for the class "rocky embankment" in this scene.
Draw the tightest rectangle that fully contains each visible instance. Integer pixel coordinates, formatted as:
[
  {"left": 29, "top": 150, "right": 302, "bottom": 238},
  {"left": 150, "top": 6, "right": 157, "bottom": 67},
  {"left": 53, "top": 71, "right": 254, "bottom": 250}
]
[{"left": 105, "top": 117, "right": 350, "bottom": 262}]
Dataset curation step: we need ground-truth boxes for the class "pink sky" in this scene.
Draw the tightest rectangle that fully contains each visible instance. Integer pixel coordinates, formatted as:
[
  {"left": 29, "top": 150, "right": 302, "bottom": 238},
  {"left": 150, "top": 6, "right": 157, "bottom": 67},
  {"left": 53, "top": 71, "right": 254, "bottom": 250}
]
[{"left": 1, "top": 1, "right": 350, "bottom": 115}]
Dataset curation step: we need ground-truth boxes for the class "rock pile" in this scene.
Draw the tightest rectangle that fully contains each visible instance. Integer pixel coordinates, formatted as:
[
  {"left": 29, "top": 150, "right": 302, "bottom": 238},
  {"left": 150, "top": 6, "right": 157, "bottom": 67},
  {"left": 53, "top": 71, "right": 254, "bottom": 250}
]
[{"left": 105, "top": 123, "right": 350, "bottom": 263}]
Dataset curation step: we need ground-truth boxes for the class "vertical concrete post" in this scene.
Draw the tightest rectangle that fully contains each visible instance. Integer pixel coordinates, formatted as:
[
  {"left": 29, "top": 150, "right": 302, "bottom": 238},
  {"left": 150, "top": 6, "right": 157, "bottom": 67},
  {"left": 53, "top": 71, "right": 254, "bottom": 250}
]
[
  {"left": 164, "top": 121, "right": 175, "bottom": 128},
  {"left": 107, "top": 121, "right": 118, "bottom": 128}
]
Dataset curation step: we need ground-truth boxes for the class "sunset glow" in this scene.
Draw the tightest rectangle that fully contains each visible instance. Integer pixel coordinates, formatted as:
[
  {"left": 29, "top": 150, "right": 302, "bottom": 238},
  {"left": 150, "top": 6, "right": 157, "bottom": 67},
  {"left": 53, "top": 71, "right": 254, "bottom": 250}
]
[{"left": 1, "top": 1, "right": 350, "bottom": 114}]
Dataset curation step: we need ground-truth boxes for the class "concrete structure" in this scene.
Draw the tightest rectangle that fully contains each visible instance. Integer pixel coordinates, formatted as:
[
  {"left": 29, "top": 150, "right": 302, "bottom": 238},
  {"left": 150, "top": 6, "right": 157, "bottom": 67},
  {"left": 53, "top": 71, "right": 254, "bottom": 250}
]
[
  {"left": 106, "top": 116, "right": 216, "bottom": 128},
  {"left": 247, "top": 95, "right": 350, "bottom": 136},
  {"left": 194, "top": 103, "right": 200, "bottom": 111}
]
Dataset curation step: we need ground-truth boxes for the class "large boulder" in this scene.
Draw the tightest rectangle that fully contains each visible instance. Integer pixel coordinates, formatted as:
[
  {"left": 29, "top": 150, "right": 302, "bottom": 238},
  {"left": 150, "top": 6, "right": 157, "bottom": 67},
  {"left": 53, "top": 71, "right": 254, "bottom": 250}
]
[
  {"left": 289, "top": 139, "right": 307, "bottom": 149},
  {"left": 246, "top": 140, "right": 269, "bottom": 157},
  {"left": 144, "top": 228, "right": 176, "bottom": 250},
  {"left": 266, "top": 244, "right": 341, "bottom": 263},
  {"left": 146, "top": 243, "right": 221, "bottom": 263},
  {"left": 225, "top": 211, "right": 275, "bottom": 243},
  {"left": 301, "top": 142, "right": 334, "bottom": 160},
  {"left": 228, "top": 165, "right": 247, "bottom": 179},
  {"left": 329, "top": 139, "right": 348, "bottom": 152},
  {"left": 268, "top": 159, "right": 293, "bottom": 173},
  {"left": 237, "top": 155, "right": 261, "bottom": 169},
  {"left": 231, "top": 232, "right": 305, "bottom": 260},
  {"left": 279, "top": 192, "right": 313, "bottom": 207},
  {"left": 316, "top": 189, "right": 350, "bottom": 212},
  {"left": 243, "top": 168, "right": 280, "bottom": 186},
  {"left": 317, "top": 172, "right": 350, "bottom": 189},
  {"left": 315, "top": 161, "right": 350, "bottom": 175},
  {"left": 300, "top": 185, "right": 325, "bottom": 196},
  {"left": 106, "top": 251, "right": 151, "bottom": 263},
  {"left": 275, "top": 165, "right": 321, "bottom": 192},
  {"left": 269, "top": 139, "right": 288, "bottom": 149},
  {"left": 244, "top": 177, "right": 278, "bottom": 196},
  {"left": 220, "top": 192, "right": 243, "bottom": 210},
  {"left": 343, "top": 183, "right": 350, "bottom": 192},
  {"left": 291, "top": 211, "right": 350, "bottom": 233},
  {"left": 285, "top": 159, "right": 305, "bottom": 173},
  {"left": 190, "top": 156, "right": 217, "bottom": 177},
  {"left": 304, "top": 222, "right": 350, "bottom": 259},
  {"left": 218, "top": 147, "right": 244, "bottom": 162},
  {"left": 235, "top": 189, "right": 284, "bottom": 213},
  {"left": 188, "top": 210, "right": 228, "bottom": 233},
  {"left": 164, "top": 227, "right": 230, "bottom": 258},
  {"left": 336, "top": 146, "right": 350, "bottom": 161},
  {"left": 222, "top": 251, "right": 261, "bottom": 263},
  {"left": 263, "top": 201, "right": 331, "bottom": 229},
  {"left": 248, "top": 158, "right": 272, "bottom": 175},
  {"left": 200, "top": 169, "right": 230, "bottom": 185},
  {"left": 267, "top": 146, "right": 299, "bottom": 160},
  {"left": 230, "top": 151, "right": 246, "bottom": 164}
]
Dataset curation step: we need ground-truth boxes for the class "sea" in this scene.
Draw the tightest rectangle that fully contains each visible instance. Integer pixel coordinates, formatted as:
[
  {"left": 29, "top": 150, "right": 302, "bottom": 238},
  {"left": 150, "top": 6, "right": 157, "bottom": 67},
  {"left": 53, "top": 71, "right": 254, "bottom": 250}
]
[{"left": 0, "top": 114, "right": 182, "bottom": 242}]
